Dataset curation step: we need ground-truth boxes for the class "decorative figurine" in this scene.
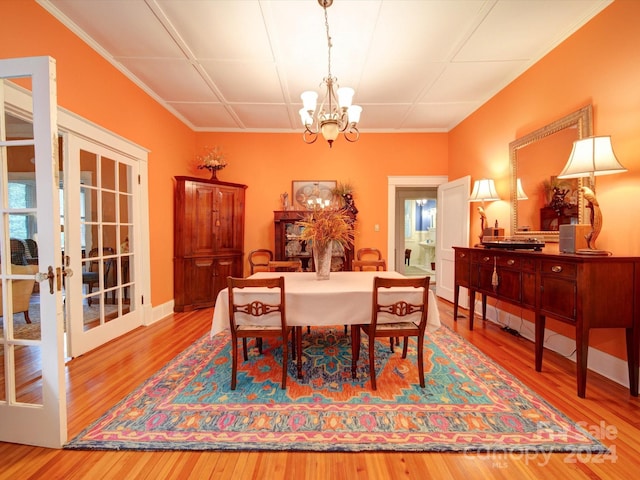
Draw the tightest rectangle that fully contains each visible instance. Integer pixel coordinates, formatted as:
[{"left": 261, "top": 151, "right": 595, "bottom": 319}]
[
  {"left": 340, "top": 193, "right": 358, "bottom": 225},
  {"left": 280, "top": 192, "right": 290, "bottom": 210}
]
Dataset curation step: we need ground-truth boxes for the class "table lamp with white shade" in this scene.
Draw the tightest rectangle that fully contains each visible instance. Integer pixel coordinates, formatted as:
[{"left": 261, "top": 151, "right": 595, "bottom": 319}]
[
  {"left": 469, "top": 178, "right": 501, "bottom": 244},
  {"left": 557, "top": 136, "right": 626, "bottom": 255},
  {"left": 516, "top": 178, "right": 528, "bottom": 200}
]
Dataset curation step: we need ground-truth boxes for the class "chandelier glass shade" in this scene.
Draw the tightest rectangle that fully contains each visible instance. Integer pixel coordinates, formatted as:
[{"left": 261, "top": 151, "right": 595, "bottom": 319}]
[{"left": 300, "top": 0, "right": 362, "bottom": 147}]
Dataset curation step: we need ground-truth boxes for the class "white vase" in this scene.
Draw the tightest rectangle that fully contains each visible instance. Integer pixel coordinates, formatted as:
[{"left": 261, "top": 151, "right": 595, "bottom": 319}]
[{"left": 313, "top": 243, "right": 332, "bottom": 280}]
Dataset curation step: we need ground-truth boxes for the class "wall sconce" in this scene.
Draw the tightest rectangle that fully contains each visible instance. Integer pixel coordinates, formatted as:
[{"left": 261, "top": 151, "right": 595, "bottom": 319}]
[
  {"left": 516, "top": 178, "right": 528, "bottom": 200},
  {"left": 469, "top": 178, "right": 500, "bottom": 244},
  {"left": 558, "top": 136, "right": 626, "bottom": 255}
]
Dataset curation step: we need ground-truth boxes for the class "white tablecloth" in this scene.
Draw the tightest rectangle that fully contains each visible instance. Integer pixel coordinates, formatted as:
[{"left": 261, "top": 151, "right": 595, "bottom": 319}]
[{"left": 211, "top": 271, "right": 441, "bottom": 335}]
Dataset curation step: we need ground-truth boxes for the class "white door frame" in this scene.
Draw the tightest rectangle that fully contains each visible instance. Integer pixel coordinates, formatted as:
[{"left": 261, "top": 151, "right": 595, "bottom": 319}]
[
  {"left": 0, "top": 56, "right": 65, "bottom": 448},
  {"left": 387, "top": 176, "right": 448, "bottom": 272}
]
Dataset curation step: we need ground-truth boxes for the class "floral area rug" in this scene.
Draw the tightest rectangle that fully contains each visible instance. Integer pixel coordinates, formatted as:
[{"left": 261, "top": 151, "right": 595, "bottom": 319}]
[{"left": 65, "top": 326, "right": 607, "bottom": 453}]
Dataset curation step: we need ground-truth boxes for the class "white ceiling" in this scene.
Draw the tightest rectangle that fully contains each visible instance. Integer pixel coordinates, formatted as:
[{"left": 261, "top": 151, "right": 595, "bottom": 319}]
[{"left": 39, "top": 0, "right": 611, "bottom": 133}]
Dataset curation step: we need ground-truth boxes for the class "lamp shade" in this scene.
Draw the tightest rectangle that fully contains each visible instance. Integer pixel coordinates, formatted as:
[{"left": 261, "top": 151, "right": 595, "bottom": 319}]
[
  {"left": 516, "top": 178, "right": 528, "bottom": 200},
  {"left": 300, "top": 91, "right": 318, "bottom": 113},
  {"left": 347, "top": 105, "right": 362, "bottom": 123},
  {"left": 469, "top": 178, "right": 500, "bottom": 202},
  {"left": 558, "top": 136, "right": 627, "bottom": 179}
]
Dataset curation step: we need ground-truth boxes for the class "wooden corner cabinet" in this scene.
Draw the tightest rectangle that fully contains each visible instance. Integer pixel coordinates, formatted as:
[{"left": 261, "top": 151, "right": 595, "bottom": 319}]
[
  {"left": 273, "top": 210, "right": 353, "bottom": 271},
  {"left": 174, "top": 176, "right": 247, "bottom": 311},
  {"left": 453, "top": 246, "right": 639, "bottom": 398}
]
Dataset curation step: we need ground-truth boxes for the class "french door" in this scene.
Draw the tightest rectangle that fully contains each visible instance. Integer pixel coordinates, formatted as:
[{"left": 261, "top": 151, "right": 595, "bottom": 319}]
[
  {"left": 0, "top": 57, "right": 66, "bottom": 447},
  {"left": 64, "top": 135, "right": 143, "bottom": 357}
]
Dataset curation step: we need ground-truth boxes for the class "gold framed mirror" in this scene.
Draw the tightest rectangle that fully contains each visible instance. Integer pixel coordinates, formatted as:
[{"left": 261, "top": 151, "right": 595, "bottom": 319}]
[{"left": 509, "top": 105, "right": 593, "bottom": 242}]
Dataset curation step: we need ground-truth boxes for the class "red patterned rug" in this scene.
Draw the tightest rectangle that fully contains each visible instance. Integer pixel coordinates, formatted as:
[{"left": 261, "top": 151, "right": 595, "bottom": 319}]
[{"left": 65, "top": 326, "right": 607, "bottom": 453}]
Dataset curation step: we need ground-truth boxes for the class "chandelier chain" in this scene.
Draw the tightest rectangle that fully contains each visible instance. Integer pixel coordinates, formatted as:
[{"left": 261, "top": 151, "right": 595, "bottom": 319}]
[
  {"left": 324, "top": 4, "right": 332, "bottom": 79},
  {"left": 299, "top": 0, "right": 361, "bottom": 147}
]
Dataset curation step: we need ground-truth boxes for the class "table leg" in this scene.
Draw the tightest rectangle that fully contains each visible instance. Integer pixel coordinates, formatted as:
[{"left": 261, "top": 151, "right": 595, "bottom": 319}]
[
  {"left": 626, "top": 326, "right": 639, "bottom": 397},
  {"left": 469, "top": 290, "right": 476, "bottom": 330},
  {"left": 296, "top": 326, "right": 303, "bottom": 379},
  {"left": 576, "top": 325, "right": 590, "bottom": 398},
  {"left": 453, "top": 285, "right": 459, "bottom": 321},
  {"left": 481, "top": 294, "right": 487, "bottom": 321},
  {"left": 535, "top": 313, "right": 545, "bottom": 372},
  {"left": 351, "top": 326, "right": 361, "bottom": 379}
]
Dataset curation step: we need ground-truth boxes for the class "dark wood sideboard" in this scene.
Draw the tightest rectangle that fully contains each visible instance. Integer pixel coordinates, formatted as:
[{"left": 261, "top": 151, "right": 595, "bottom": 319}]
[{"left": 453, "top": 246, "right": 639, "bottom": 398}]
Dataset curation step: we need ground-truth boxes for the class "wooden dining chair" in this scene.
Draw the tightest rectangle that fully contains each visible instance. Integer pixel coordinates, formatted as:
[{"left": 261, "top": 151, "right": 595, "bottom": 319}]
[
  {"left": 248, "top": 249, "right": 273, "bottom": 275},
  {"left": 268, "top": 260, "right": 302, "bottom": 272},
  {"left": 352, "top": 259, "right": 399, "bottom": 349},
  {"left": 356, "top": 248, "right": 383, "bottom": 261},
  {"left": 351, "top": 276, "right": 430, "bottom": 390},
  {"left": 227, "top": 276, "right": 296, "bottom": 390},
  {"left": 352, "top": 259, "right": 386, "bottom": 271}
]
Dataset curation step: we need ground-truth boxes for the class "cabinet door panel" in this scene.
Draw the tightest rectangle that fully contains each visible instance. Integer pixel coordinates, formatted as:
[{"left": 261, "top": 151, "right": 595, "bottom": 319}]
[
  {"left": 189, "top": 258, "right": 216, "bottom": 306},
  {"left": 216, "top": 187, "right": 243, "bottom": 251},
  {"left": 213, "top": 257, "right": 238, "bottom": 302},
  {"left": 477, "top": 266, "right": 521, "bottom": 303},
  {"left": 192, "top": 184, "right": 216, "bottom": 255},
  {"left": 496, "top": 269, "right": 521, "bottom": 303},
  {"left": 522, "top": 272, "right": 536, "bottom": 307},
  {"left": 540, "top": 275, "right": 576, "bottom": 321}
]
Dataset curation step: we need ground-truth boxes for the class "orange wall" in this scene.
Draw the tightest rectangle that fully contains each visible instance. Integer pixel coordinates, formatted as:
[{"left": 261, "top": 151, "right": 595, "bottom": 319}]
[
  {"left": 450, "top": 0, "right": 640, "bottom": 360},
  {"left": 193, "top": 132, "right": 448, "bottom": 268}
]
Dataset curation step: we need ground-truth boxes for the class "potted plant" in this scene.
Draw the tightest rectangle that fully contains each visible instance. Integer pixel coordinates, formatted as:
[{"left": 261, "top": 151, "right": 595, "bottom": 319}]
[{"left": 296, "top": 207, "right": 354, "bottom": 280}]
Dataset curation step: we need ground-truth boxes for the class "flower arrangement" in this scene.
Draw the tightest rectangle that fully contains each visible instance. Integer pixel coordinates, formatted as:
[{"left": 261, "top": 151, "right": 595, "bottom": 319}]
[
  {"left": 296, "top": 207, "right": 354, "bottom": 250},
  {"left": 197, "top": 146, "right": 227, "bottom": 179}
]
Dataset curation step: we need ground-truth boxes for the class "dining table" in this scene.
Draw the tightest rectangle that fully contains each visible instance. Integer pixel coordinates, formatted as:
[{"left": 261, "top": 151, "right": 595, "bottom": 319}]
[
  {"left": 211, "top": 270, "right": 440, "bottom": 335},
  {"left": 211, "top": 271, "right": 441, "bottom": 379}
]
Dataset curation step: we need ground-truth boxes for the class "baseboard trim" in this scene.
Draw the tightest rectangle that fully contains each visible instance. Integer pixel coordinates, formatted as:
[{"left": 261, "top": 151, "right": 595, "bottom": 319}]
[{"left": 475, "top": 300, "right": 635, "bottom": 391}]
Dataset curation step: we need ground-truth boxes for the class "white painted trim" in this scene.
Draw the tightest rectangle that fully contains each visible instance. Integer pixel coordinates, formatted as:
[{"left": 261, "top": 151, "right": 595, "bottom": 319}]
[
  {"left": 387, "top": 176, "right": 448, "bottom": 271},
  {"left": 475, "top": 302, "right": 636, "bottom": 390},
  {"left": 151, "top": 300, "right": 176, "bottom": 325}
]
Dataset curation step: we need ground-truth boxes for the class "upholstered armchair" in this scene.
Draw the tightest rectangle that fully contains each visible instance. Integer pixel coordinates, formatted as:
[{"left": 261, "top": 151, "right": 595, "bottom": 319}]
[{"left": 0, "top": 264, "right": 38, "bottom": 323}]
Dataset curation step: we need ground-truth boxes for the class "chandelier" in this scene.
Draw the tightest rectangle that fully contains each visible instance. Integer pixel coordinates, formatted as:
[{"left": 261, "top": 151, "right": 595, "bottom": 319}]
[{"left": 299, "top": 0, "right": 362, "bottom": 148}]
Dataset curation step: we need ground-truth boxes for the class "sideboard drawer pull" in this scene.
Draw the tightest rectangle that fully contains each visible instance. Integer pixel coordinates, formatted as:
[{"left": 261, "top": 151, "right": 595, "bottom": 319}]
[
  {"left": 459, "top": 252, "right": 466, "bottom": 258},
  {"left": 507, "top": 259, "right": 515, "bottom": 266},
  {"left": 483, "top": 256, "right": 491, "bottom": 262},
  {"left": 551, "top": 265, "right": 563, "bottom": 273}
]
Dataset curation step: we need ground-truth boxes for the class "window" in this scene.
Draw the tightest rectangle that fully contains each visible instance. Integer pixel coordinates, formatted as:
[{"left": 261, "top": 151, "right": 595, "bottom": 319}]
[{"left": 8, "top": 180, "right": 36, "bottom": 239}]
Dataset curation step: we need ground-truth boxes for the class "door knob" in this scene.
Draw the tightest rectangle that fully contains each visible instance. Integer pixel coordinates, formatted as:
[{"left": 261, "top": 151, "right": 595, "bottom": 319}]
[{"left": 35, "top": 266, "right": 55, "bottom": 294}]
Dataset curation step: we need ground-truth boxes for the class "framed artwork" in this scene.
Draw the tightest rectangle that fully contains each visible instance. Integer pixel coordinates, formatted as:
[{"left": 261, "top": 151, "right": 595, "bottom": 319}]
[{"left": 292, "top": 180, "right": 336, "bottom": 210}]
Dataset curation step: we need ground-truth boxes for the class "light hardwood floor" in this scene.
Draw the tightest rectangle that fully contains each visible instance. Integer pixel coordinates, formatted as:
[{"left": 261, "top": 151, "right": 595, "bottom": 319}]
[{"left": 2, "top": 298, "right": 639, "bottom": 479}]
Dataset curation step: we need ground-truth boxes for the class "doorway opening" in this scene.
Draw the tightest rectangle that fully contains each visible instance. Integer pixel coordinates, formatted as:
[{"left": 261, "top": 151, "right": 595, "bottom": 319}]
[{"left": 397, "top": 188, "right": 437, "bottom": 283}]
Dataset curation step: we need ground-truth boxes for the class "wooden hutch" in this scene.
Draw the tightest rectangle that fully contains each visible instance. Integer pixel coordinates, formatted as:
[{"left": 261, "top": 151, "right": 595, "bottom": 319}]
[
  {"left": 273, "top": 210, "right": 354, "bottom": 272},
  {"left": 174, "top": 176, "right": 246, "bottom": 311}
]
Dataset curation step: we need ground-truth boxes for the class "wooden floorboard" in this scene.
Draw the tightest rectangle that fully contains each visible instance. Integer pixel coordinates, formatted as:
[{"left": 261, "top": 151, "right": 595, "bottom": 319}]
[{"left": 1, "top": 299, "right": 638, "bottom": 479}]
